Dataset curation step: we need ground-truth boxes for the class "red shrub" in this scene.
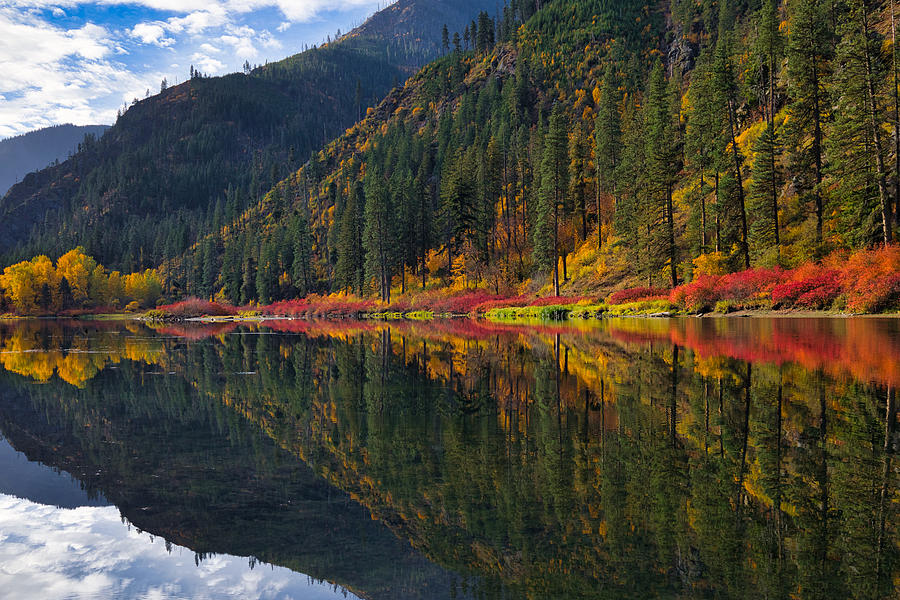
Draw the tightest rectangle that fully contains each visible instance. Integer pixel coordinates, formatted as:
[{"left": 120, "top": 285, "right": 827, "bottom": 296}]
[
  {"left": 472, "top": 295, "right": 529, "bottom": 313},
  {"left": 157, "top": 298, "right": 237, "bottom": 317},
  {"left": 846, "top": 272, "right": 900, "bottom": 313},
  {"left": 771, "top": 270, "right": 841, "bottom": 309},
  {"left": 259, "top": 299, "right": 310, "bottom": 316},
  {"left": 608, "top": 287, "right": 669, "bottom": 305},
  {"left": 259, "top": 296, "right": 377, "bottom": 317},
  {"left": 426, "top": 291, "right": 505, "bottom": 314},
  {"left": 670, "top": 275, "right": 722, "bottom": 313},
  {"left": 717, "top": 267, "right": 786, "bottom": 301},
  {"left": 839, "top": 245, "right": 900, "bottom": 312}
]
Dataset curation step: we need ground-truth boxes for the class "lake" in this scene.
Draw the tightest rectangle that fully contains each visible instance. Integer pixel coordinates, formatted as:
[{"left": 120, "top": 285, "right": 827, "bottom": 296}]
[{"left": 0, "top": 317, "right": 897, "bottom": 599}]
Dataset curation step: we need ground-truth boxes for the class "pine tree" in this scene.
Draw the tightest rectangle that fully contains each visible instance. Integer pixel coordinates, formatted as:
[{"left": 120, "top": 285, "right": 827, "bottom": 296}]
[
  {"left": 749, "top": 122, "right": 782, "bottom": 260},
  {"left": 291, "top": 210, "right": 313, "bottom": 296},
  {"left": 645, "top": 61, "right": 681, "bottom": 287},
  {"left": 534, "top": 104, "right": 568, "bottom": 295},
  {"left": 685, "top": 51, "right": 725, "bottom": 255},
  {"left": 785, "top": 0, "right": 830, "bottom": 245},
  {"left": 829, "top": 0, "right": 893, "bottom": 244},
  {"left": 614, "top": 100, "right": 650, "bottom": 282},
  {"left": 440, "top": 147, "right": 477, "bottom": 280},
  {"left": 240, "top": 255, "right": 255, "bottom": 305},
  {"left": 714, "top": 32, "right": 751, "bottom": 268},
  {"left": 594, "top": 64, "right": 622, "bottom": 249},
  {"left": 747, "top": 0, "right": 783, "bottom": 261},
  {"left": 222, "top": 239, "right": 241, "bottom": 303},
  {"left": 362, "top": 165, "right": 395, "bottom": 302},
  {"left": 826, "top": 0, "right": 893, "bottom": 244},
  {"left": 256, "top": 238, "right": 277, "bottom": 304},
  {"left": 335, "top": 179, "right": 364, "bottom": 293},
  {"left": 569, "top": 120, "right": 592, "bottom": 243}
]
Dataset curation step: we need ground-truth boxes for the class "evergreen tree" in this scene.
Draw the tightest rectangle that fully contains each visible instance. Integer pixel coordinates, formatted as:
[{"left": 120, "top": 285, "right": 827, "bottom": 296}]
[
  {"left": 685, "top": 52, "right": 725, "bottom": 255},
  {"left": 594, "top": 64, "right": 622, "bottom": 249},
  {"left": 644, "top": 61, "right": 681, "bottom": 288},
  {"left": 363, "top": 165, "right": 395, "bottom": 302},
  {"left": 714, "top": 32, "right": 751, "bottom": 268},
  {"left": 222, "top": 240, "right": 241, "bottom": 303},
  {"left": 784, "top": 0, "right": 829, "bottom": 245},
  {"left": 569, "top": 120, "right": 592, "bottom": 242},
  {"left": 335, "top": 179, "right": 364, "bottom": 293},
  {"left": 615, "top": 100, "right": 650, "bottom": 282},
  {"left": 828, "top": 0, "right": 893, "bottom": 244},
  {"left": 749, "top": 122, "right": 782, "bottom": 260},
  {"left": 534, "top": 104, "right": 568, "bottom": 295},
  {"left": 291, "top": 210, "right": 313, "bottom": 296},
  {"left": 256, "top": 238, "right": 278, "bottom": 304},
  {"left": 440, "top": 147, "right": 477, "bottom": 280}
]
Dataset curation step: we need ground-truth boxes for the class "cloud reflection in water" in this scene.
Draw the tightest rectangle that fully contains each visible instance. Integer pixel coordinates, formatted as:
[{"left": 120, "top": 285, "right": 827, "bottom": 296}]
[{"left": 0, "top": 494, "right": 359, "bottom": 600}]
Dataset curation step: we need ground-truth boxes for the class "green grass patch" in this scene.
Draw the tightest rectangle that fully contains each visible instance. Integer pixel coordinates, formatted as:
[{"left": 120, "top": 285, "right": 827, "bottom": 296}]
[
  {"left": 366, "top": 311, "right": 405, "bottom": 320},
  {"left": 485, "top": 304, "right": 575, "bottom": 321},
  {"left": 404, "top": 310, "right": 434, "bottom": 320},
  {"left": 604, "top": 299, "right": 676, "bottom": 316}
]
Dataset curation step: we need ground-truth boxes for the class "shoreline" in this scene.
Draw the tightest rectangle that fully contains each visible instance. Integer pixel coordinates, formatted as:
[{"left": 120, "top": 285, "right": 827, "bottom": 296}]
[
  {"left": 5, "top": 308, "right": 900, "bottom": 324},
  {"left": 151, "top": 308, "right": 900, "bottom": 323}
]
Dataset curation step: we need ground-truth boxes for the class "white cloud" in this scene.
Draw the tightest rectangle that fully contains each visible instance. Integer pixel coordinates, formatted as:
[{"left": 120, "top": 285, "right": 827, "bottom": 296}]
[
  {"left": 190, "top": 52, "right": 225, "bottom": 74},
  {"left": 0, "top": 8, "right": 152, "bottom": 137},
  {"left": 8, "top": 0, "right": 381, "bottom": 23},
  {"left": 130, "top": 22, "right": 174, "bottom": 46}
]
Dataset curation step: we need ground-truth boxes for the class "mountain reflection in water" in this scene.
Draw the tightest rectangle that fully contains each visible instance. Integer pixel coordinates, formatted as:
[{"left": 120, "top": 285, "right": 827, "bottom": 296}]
[{"left": 0, "top": 317, "right": 897, "bottom": 599}]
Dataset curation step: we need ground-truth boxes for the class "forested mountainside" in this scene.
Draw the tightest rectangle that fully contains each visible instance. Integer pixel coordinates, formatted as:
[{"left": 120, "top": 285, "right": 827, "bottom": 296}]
[
  {"left": 0, "top": 0, "right": 496, "bottom": 275},
  {"left": 0, "top": 124, "right": 108, "bottom": 197},
  {"left": 169, "top": 0, "right": 900, "bottom": 305}
]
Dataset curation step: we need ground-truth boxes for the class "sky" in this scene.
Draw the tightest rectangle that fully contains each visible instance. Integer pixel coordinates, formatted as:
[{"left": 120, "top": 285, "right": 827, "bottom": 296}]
[{"left": 0, "top": 0, "right": 390, "bottom": 139}]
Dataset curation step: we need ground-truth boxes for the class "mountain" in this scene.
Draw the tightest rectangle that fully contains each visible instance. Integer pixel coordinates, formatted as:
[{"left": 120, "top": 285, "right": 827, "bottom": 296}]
[
  {"left": 167, "top": 0, "right": 900, "bottom": 305},
  {"left": 169, "top": 0, "right": 660, "bottom": 301},
  {"left": 0, "top": 0, "right": 496, "bottom": 274},
  {"left": 342, "top": 0, "right": 502, "bottom": 68},
  {"left": 0, "top": 124, "right": 108, "bottom": 196}
]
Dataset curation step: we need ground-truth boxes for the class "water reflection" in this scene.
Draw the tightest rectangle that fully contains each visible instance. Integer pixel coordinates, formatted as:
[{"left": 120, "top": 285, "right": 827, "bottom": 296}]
[
  {"left": 0, "top": 494, "right": 360, "bottom": 600},
  {"left": 0, "top": 317, "right": 897, "bottom": 599},
  {"left": 0, "top": 435, "right": 109, "bottom": 508}
]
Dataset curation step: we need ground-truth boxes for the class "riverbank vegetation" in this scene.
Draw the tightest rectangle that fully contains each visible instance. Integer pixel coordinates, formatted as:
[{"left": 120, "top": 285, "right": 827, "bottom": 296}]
[
  {"left": 0, "top": 247, "right": 162, "bottom": 315},
  {"left": 139, "top": 244, "right": 900, "bottom": 321}
]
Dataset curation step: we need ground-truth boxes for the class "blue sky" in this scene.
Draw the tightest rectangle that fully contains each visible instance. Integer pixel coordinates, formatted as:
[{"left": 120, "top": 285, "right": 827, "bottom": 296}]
[{"left": 0, "top": 0, "right": 389, "bottom": 139}]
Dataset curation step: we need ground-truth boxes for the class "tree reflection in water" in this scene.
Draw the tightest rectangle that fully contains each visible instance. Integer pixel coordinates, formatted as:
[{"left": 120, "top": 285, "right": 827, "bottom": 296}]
[{"left": 0, "top": 317, "right": 897, "bottom": 599}]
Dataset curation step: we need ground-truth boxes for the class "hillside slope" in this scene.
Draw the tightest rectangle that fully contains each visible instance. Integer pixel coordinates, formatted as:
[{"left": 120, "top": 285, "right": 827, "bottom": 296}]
[
  {"left": 169, "top": 0, "right": 663, "bottom": 301},
  {"left": 171, "top": 0, "right": 900, "bottom": 307},
  {"left": 0, "top": 124, "right": 108, "bottom": 196},
  {"left": 0, "top": 0, "right": 495, "bottom": 274}
]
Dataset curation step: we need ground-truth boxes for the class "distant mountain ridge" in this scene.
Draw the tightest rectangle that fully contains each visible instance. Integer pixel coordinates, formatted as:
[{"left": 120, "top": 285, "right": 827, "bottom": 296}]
[
  {"left": 0, "top": 124, "right": 108, "bottom": 196},
  {"left": 342, "top": 0, "right": 501, "bottom": 68},
  {"left": 0, "top": 0, "right": 495, "bottom": 273}
]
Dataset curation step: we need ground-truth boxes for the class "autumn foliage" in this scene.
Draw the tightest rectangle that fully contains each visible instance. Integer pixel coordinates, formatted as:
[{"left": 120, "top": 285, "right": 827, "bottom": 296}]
[
  {"left": 153, "top": 298, "right": 238, "bottom": 318},
  {"left": 660, "top": 246, "right": 900, "bottom": 313},
  {"left": 608, "top": 287, "right": 669, "bottom": 305},
  {"left": 0, "top": 248, "right": 163, "bottom": 315}
]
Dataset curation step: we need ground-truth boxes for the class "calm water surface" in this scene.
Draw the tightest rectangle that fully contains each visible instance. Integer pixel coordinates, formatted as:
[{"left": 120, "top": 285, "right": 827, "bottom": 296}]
[{"left": 0, "top": 317, "right": 898, "bottom": 599}]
